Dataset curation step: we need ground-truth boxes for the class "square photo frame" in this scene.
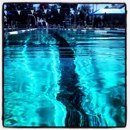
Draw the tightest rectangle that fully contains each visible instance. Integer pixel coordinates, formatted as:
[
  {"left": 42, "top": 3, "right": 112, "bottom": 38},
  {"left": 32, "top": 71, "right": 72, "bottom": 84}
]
[{"left": 2, "top": 2, "right": 127, "bottom": 128}]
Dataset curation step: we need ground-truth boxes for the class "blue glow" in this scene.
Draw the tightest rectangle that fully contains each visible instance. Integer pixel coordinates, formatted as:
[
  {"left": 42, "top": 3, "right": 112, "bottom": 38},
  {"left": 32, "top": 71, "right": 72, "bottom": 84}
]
[{"left": 4, "top": 30, "right": 125, "bottom": 127}]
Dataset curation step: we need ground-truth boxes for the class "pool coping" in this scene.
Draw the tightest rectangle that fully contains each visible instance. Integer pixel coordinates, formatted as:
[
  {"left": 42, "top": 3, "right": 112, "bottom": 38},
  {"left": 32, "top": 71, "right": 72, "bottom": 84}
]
[
  {"left": 4, "top": 28, "right": 37, "bottom": 35},
  {"left": 63, "top": 28, "right": 125, "bottom": 34},
  {"left": 4, "top": 28, "right": 125, "bottom": 35}
]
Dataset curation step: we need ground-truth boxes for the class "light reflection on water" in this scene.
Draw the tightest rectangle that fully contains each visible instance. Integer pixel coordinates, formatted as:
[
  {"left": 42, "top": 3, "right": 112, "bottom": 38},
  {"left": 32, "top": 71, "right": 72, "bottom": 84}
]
[
  {"left": 4, "top": 30, "right": 125, "bottom": 127},
  {"left": 73, "top": 40, "right": 125, "bottom": 126},
  {"left": 4, "top": 37, "right": 66, "bottom": 126}
]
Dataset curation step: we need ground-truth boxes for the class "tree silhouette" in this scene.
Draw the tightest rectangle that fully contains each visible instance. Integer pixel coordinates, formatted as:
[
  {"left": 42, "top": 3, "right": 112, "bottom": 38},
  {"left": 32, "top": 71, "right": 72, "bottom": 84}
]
[
  {"left": 105, "top": 6, "right": 109, "bottom": 9},
  {"left": 79, "top": 4, "right": 91, "bottom": 26},
  {"left": 111, "top": 4, "right": 116, "bottom": 8},
  {"left": 5, "top": 3, "right": 34, "bottom": 25}
]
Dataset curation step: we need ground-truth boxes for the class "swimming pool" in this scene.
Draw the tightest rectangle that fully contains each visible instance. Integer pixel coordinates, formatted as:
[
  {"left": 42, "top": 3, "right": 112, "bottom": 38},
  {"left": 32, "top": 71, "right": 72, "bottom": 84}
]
[{"left": 3, "top": 29, "right": 126, "bottom": 127}]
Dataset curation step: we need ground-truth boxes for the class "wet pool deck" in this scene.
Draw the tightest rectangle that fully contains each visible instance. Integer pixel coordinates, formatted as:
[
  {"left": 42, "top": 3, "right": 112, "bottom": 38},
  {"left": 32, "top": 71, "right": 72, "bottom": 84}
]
[{"left": 4, "top": 28, "right": 125, "bottom": 35}]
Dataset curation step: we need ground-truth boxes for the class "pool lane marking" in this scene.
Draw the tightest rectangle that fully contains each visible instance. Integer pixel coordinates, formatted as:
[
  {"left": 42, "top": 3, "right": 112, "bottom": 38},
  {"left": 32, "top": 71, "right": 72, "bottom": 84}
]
[{"left": 50, "top": 31, "right": 89, "bottom": 126}]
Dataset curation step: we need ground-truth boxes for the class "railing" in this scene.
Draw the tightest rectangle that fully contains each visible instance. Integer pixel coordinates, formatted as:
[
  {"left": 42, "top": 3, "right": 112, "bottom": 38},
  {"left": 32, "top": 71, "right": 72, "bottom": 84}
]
[{"left": 28, "top": 14, "right": 36, "bottom": 25}]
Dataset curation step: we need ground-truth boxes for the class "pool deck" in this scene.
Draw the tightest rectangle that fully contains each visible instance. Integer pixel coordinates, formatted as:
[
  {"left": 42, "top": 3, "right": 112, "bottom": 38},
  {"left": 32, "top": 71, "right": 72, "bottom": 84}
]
[{"left": 4, "top": 28, "right": 125, "bottom": 35}]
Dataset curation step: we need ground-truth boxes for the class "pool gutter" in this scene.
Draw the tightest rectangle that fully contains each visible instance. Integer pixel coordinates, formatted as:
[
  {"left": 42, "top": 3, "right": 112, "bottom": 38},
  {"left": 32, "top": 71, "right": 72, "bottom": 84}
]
[
  {"left": 4, "top": 28, "right": 37, "bottom": 35},
  {"left": 4, "top": 28, "right": 125, "bottom": 35}
]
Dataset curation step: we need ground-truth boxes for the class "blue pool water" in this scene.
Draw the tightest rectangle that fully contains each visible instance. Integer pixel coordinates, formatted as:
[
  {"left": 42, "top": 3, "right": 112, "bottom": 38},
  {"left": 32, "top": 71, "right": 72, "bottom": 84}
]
[{"left": 3, "top": 29, "right": 126, "bottom": 127}]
